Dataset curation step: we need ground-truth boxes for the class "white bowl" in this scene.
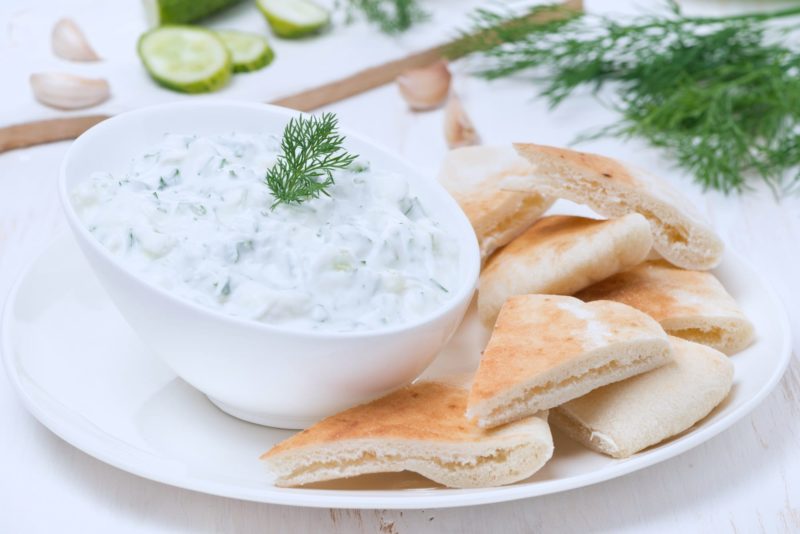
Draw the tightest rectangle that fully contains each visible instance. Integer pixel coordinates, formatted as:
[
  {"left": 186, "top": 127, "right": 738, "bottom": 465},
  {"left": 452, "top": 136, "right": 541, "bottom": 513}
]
[{"left": 58, "top": 100, "right": 480, "bottom": 429}]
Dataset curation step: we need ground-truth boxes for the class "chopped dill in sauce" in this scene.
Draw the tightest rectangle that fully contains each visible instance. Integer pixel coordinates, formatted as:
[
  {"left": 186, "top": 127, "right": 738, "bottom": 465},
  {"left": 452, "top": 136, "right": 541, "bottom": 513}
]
[{"left": 72, "top": 132, "right": 459, "bottom": 332}]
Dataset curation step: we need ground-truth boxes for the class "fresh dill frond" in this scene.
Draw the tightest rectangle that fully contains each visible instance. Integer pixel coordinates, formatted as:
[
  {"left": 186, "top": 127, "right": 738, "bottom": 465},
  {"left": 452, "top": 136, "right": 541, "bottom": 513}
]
[
  {"left": 345, "top": 0, "right": 429, "bottom": 34},
  {"left": 450, "top": 3, "right": 800, "bottom": 194},
  {"left": 265, "top": 113, "right": 358, "bottom": 208}
]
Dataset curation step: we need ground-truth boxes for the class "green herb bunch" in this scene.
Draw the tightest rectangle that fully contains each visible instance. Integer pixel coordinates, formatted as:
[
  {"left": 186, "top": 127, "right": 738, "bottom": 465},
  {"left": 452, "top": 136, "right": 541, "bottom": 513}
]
[
  {"left": 266, "top": 113, "right": 358, "bottom": 207},
  {"left": 450, "top": 2, "right": 800, "bottom": 194},
  {"left": 346, "top": 0, "right": 429, "bottom": 34}
]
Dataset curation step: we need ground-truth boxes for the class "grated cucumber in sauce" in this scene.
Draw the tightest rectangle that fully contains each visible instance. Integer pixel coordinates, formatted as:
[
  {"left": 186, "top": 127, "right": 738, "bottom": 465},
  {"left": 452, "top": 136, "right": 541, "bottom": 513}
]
[{"left": 72, "top": 133, "right": 460, "bottom": 332}]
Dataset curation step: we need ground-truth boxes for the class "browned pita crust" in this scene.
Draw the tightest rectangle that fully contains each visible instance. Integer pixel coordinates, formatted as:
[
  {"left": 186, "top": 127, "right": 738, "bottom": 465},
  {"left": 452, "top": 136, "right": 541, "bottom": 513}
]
[
  {"left": 576, "top": 261, "right": 754, "bottom": 354},
  {"left": 264, "top": 382, "right": 482, "bottom": 456},
  {"left": 478, "top": 213, "right": 653, "bottom": 327},
  {"left": 468, "top": 294, "right": 672, "bottom": 428},
  {"left": 438, "top": 146, "right": 553, "bottom": 261},
  {"left": 511, "top": 143, "right": 724, "bottom": 270},
  {"left": 262, "top": 378, "right": 553, "bottom": 488}
]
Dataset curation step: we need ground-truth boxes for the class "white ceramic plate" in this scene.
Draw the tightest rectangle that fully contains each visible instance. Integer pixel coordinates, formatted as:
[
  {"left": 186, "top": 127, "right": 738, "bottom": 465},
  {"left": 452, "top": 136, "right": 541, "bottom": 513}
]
[{"left": 2, "top": 234, "right": 791, "bottom": 509}]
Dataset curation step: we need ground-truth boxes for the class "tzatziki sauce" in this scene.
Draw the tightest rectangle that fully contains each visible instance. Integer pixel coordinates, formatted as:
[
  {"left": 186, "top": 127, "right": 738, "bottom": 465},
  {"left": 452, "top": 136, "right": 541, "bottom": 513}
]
[{"left": 71, "top": 133, "right": 459, "bottom": 332}]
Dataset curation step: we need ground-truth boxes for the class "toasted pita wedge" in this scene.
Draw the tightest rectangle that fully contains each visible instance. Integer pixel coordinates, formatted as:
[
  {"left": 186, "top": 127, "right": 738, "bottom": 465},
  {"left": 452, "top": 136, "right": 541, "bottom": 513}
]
[
  {"left": 511, "top": 143, "right": 724, "bottom": 270},
  {"left": 478, "top": 214, "right": 652, "bottom": 327},
  {"left": 262, "top": 376, "right": 553, "bottom": 488},
  {"left": 438, "top": 145, "right": 553, "bottom": 261},
  {"left": 468, "top": 295, "right": 672, "bottom": 428},
  {"left": 551, "top": 336, "right": 733, "bottom": 458},
  {"left": 576, "top": 261, "right": 755, "bottom": 354}
]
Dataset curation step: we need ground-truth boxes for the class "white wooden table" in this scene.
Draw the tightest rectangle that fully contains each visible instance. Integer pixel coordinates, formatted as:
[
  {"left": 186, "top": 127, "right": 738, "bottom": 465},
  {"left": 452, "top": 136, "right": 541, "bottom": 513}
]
[{"left": 2, "top": 1, "right": 799, "bottom": 532}]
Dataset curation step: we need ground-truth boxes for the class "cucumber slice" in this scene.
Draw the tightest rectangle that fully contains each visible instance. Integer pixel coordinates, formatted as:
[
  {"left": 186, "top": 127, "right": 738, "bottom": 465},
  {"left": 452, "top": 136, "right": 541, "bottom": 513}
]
[
  {"left": 256, "top": 0, "right": 329, "bottom": 39},
  {"left": 138, "top": 26, "right": 232, "bottom": 93},
  {"left": 143, "top": 0, "right": 244, "bottom": 26},
  {"left": 216, "top": 30, "right": 274, "bottom": 73}
]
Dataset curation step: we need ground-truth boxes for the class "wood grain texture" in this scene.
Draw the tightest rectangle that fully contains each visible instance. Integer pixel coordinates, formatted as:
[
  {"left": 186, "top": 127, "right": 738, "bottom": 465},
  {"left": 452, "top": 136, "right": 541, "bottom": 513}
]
[
  {"left": 269, "top": 47, "right": 446, "bottom": 112},
  {"left": 0, "top": 0, "right": 582, "bottom": 153},
  {"left": 271, "top": 0, "right": 583, "bottom": 111},
  {"left": 0, "top": 115, "right": 110, "bottom": 152}
]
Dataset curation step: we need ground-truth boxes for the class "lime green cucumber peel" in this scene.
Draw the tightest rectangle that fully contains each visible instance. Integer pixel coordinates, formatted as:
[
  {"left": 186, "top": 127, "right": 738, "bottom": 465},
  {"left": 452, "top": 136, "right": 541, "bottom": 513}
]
[
  {"left": 143, "top": 0, "right": 244, "bottom": 25},
  {"left": 138, "top": 26, "right": 232, "bottom": 93},
  {"left": 216, "top": 30, "right": 275, "bottom": 73},
  {"left": 256, "top": 0, "right": 330, "bottom": 38}
]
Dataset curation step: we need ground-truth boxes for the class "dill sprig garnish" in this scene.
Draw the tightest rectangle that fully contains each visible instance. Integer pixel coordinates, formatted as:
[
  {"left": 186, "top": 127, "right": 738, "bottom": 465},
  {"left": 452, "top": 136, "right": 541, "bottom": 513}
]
[
  {"left": 265, "top": 113, "right": 358, "bottom": 208},
  {"left": 449, "top": 2, "right": 800, "bottom": 194},
  {"left": 346, "top": 0, "right": 429, "bottom": 34}
]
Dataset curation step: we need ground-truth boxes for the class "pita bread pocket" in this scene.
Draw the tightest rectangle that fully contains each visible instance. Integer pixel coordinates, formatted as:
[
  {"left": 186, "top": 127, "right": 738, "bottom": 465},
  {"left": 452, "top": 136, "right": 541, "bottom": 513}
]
[
  {"left": 576, "top": 260, "right": 755, "bottom": 355},
  {"left": 478, "top": 213, "right": 653, "bottom": 328},
  {"left": 511, "top": 143, "right": 724, "bottom": 270},
  {"left": 262, "top": 376, "right": 553, "bottom": 489},
  {"left": 551, "top": 336, "right": 733, "bottom": 458},
  {"left": 438, "top": 145, "right": 553, "bottom": 261},
  {"left": 467, "top": 295, "right": 672, "bottom": 429}
]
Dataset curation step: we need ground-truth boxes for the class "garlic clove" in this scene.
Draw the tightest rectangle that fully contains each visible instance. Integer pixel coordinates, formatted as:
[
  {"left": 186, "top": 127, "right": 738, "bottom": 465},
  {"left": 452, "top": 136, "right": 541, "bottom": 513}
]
[
  {"left": 52, "top": 18, "right": 100, "bottom": 62},
  {"left": 396, "top": 60, "right": 451, "bottom": 111},
  {"left": 30, "top": 72, "right": 110, "bottom": 110},
  {"left": 444, "top": 93, "right": 480, "bottom": 149}
]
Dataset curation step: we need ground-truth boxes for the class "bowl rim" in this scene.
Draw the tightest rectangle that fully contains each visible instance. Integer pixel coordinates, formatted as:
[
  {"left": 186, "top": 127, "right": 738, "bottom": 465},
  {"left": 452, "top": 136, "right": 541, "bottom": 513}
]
[{"left": 58, "top": 99, "right": 480, "bottom": 341}]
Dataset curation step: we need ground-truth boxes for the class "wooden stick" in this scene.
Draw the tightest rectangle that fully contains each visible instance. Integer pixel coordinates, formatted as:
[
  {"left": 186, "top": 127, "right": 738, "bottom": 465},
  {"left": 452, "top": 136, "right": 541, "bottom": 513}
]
[
  {"left": 270, "top": 46, "right": 445, "bottom": 111},
  {"left": 272, "top": 0, "right": 583, "bottom": 111},
  {"left": 0, "top": 0, "right": 582, "bottom": 153},
  {"left": 0, "top": 115, "right": 111, "bottom": 153}
]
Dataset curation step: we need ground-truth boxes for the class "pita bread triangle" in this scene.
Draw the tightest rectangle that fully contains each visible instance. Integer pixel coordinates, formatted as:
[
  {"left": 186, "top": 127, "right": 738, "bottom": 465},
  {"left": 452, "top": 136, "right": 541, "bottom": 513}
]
[
  {"left": 262, "top": 376, "right": 553, "bottom": 488},
  {"left": 478, "top": 213, "right": 653, "bottom": 327},
  {"left": 468, "top": 294, "right": 672, "bottom": 428},
  {"left": 511, "top": 143, "right": 724, "bottom": 270},
  {"left": 438, "top": 145, "right": 553, "bottom": 262},
  {"left": 551, "top": 336, "right": 733, "bottom": 458},
  {"left": 576, "top": 260, "right": 755, "bottom": 354}
]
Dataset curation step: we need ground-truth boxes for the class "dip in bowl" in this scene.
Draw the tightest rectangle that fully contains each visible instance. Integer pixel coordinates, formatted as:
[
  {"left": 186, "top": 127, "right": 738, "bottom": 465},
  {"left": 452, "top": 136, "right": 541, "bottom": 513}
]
[{"left": 59, "top": 101, "right": 479, "bottom": 429}]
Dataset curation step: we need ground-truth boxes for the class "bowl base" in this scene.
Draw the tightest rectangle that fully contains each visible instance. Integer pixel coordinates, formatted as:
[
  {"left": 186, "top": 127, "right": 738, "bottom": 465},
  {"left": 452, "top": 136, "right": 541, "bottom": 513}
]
[{"left": 207, "top": 396, "right": 319, "bottom": 430}]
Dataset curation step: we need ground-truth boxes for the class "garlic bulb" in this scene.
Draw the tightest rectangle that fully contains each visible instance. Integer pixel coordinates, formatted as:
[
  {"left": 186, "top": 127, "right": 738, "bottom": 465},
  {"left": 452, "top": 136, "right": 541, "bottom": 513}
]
[
  {"left": 30, "top": 72, "right": 110, "bottom": 110},
  {"left": 52, "top": 18, "right": 100, "bottom": 62},
  {"left": 396, "top": 61, "right": 451, "bottom": 111},
  {"left": 444, "top": 93, "right": 480, "bottom": 148}
]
